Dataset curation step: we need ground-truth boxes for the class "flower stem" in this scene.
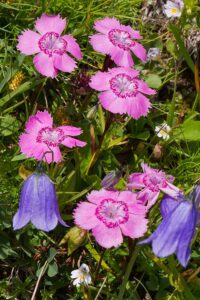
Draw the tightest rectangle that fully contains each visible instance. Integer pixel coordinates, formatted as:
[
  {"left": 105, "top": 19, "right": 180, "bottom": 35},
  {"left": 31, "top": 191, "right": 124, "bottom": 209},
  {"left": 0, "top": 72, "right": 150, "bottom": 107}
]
[
  {"left": 167, "top": 65, "right": 178, "bottom": 127},
  {"left": 94, "top": 249, "right": 106, "bottom": 284},
  {"left": 82, "top": 286, "right": 90, "bottom": 300},
  {"left": 191, "top": 91, "right": 200, "bottom": 112},
  {"left": 31, "top": 260, "right": 48, "bottom": 300},
  {"left": 79, "top": 92, "right": 93, "bottom": 114},
  {"left": 117, "top": 243, "right": 139, "bottom": 300}
]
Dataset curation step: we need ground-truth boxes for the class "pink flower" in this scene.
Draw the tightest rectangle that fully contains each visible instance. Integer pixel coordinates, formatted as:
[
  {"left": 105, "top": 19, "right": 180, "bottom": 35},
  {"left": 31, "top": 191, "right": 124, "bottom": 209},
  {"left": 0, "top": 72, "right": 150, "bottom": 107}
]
[
  {"left": 127, "top": 163, "right": 180, "bottom": 209},
  {"left": 90, "top": 17, "right": 146, "bottom": 67},
  {"left": 89, "top": 67, "right": 156, "bottom": 119},
  {"left": 73, "top": 189, "right": 148, "bottom": 248},
  {"left": 19, "top": 111, "right": 86, "bottom": 163},
  {"left": 17, "top": 14, "right": 82, "bottom": 78}
]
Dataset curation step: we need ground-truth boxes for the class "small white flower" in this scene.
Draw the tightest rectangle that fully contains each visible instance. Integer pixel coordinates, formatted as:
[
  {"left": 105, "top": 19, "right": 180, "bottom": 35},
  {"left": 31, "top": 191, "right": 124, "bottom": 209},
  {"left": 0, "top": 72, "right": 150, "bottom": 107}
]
[
  {"left": 147, "top": 48, "right": 160, "bottom": 61},
  {"left": 71, "top": 264, "right": 92, "bottom": 287},
  {"left": 155, "top": 123, "right": 171, "bottom": 140},
  {"left": 163, "top": 0, "right": 184, "bottom": 18}
]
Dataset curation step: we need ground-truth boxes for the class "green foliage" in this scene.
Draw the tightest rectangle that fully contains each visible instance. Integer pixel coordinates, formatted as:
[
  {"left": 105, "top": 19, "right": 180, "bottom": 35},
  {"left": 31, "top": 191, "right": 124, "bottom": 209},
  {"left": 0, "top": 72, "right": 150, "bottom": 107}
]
[
  {"left": 176, "top": 120, "right": 200, "bottom": 141},
  {"left": 0, "top": 114, "right": 21, "bottom": 136},
  {"left": 145, "top": 74, "right": 162, "bottom": 89},
  {"left": 169, "top": 24, "right": 195, "bottom": 73}
]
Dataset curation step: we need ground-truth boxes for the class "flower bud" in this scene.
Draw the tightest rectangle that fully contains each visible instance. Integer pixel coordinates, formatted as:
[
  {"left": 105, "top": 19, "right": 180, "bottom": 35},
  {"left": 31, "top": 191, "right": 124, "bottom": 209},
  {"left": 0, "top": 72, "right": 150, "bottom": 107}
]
[{"left": 101, "top": 170, "right": 121, "bottom": 189}]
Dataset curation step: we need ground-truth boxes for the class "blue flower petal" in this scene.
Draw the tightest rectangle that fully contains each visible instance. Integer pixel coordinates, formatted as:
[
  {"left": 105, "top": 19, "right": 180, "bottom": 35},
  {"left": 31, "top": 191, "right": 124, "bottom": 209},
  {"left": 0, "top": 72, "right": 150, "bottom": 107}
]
[
  {"left": 13, "top": 175, "right": 33, "bottom": 230},
  {"left": 13, "top": 172, "right": 68, "bottom": 232},
  {"left": 176, "top": 203, "right": 197, "bottom": 267},
  {"left": 140, "top": 198, "right": 197, "bottom": 267},
  {"left": 152, "top": 201, "right": 194, "bottom": 258},
  {"left": 30, "top": 174, "right": 59, "bottom": 231},
  {"left": 160, "top": 196, "right": 179, "bottom": 218}
]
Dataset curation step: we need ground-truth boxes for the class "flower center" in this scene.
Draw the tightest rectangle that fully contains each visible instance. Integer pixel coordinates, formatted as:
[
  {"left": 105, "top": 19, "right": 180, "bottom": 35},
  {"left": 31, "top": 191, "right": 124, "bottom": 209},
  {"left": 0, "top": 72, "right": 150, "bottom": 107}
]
[
  {"left": 108, "top": 29, "right": 134, "bottom": 50},
  {"left": 95, "top": 198, "right": 129, "bottom": 228},
  {"left": 110, "top": 73, "right": 138, "bottom": 98},
  {"left": 170, "top": 8, "right": 178, "bottom": 14},
  {"left": 36, "top": 127, "right": 65, "bottom": 147},
  {"left": 159, "top": 129, "right": 168, "bottom": 136},
  {"left": 38, "top": 32, "right": 67, "bottom": 56},
  {"left": 143, "top": 172, "right": 167, "bottom": 192}
]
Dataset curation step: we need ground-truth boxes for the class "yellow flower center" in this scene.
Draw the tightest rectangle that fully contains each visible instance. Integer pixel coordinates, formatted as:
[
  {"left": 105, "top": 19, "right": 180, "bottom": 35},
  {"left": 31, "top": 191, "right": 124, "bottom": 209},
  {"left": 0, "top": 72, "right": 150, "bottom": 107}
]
[
  {"left": 159, "top": 129, "right": 168, "bottom": 136},
  {"left": 79, "top": 274, "right": 85, "bottom": 280},
  {"left": 170, "top": 8, "right": 177, "bottom": 14}
]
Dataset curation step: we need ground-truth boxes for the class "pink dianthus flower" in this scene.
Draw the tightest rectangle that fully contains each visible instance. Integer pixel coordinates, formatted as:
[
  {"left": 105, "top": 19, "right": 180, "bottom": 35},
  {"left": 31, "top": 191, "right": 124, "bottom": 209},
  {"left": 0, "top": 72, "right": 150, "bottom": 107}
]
[
  {"left": 90, "top": 17, "right": 146, "bottom": 67},
  {"left": 89, "top": 67, "right": 156, "bottom": 119},
  {"left": 73, "top": 189, "right": 148, "bottom": 248},
  {"left": 17, "top": 14, "right": 82, "bottom": 78},
  {"left": 127, "top": 163, "right": 180, "bottom": 209},
  {"left": 19, "top": 111, "right": 86, "bottom": 163}
]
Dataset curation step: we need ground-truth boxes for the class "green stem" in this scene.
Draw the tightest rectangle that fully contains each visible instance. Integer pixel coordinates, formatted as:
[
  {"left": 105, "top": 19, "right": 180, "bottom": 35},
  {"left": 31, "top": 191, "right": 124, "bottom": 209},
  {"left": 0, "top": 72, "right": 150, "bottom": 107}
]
[
  {"left": 24, "top": 94, "right": 29, "bottom": 120},
  {"left": 192, "top": 90, "right": 200, "bottom": 112},
  {"left": 82, "top": 286, "right": 90, "bottom": 300},
  {"left": 94, "top": 275, "right": 107, "bottom": 300},
  {"left": 2, "top": 99, "right": 25, "bottom": 114},
  {"left": 79, "top": 92, "right": 93, "bottom": 114},
  {"left": 117, "top": 244, "right": 139, "bottom": 300},
  {"left": 94, "top": 249, "right": 106, "bottom": 284},
  {"left": 167, "top": 67, "right": 178, "bottom": 127},
  {"left": 31, "top": 260, "right": 48, "bottom": 300}
]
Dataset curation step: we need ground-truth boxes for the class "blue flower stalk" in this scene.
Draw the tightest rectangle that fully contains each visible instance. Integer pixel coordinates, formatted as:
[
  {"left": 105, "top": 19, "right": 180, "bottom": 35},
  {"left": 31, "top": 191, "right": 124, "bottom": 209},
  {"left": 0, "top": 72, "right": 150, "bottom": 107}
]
[
  {"left": 13, "top": 169, "right": 68, "bottom": 232},
  {"left": 140, "top": 191, "right": 200, "bottom": 267}
]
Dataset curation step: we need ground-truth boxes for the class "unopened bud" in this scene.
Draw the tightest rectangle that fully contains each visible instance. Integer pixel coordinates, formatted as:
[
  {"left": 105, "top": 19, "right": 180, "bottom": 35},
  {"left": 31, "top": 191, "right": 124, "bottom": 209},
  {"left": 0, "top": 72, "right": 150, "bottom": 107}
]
[
  {"left": 101, "top": 170, "right": 121, "bottom": 189},
  {"left": 152, "top": 144, "right": 163, "bottom": 160},
  {"left": 59, "top": 226, "right": 87, "bottom": 255}
]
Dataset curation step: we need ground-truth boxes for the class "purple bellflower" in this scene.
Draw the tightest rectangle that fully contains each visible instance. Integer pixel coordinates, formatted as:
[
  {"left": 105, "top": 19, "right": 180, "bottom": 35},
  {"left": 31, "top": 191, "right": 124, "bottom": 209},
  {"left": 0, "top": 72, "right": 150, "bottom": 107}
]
[
  {"left": 139, "top": 192, "right": 199, "bottom": 267},
  {"left": 13, "top": 171, "right": 68, "bottom": 232},
  {"left": 101, "top": 170, "right": 121, "bottom": 189}
]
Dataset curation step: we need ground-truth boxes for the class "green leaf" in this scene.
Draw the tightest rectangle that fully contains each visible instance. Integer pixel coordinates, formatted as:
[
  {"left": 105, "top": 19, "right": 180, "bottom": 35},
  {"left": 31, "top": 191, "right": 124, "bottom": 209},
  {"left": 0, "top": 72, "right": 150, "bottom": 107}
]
[
  {"left": 145, "top": 74, "right": 162, "bottom": 89},
  {"left": 0, "top": 79, "right": 44, "bottom": 108},
  {"left": 146, "top": 274, "right": 159, "bottom": 291},
  {"left": 175, "top": 120, "right": 200, "bottom": 141},
  {"left": 0, "top": 244, "right": 17, "bottom": 259},
  {"left": 169, "top": 24, "right": 195, "bottom": 73},
  {"left": 98, "top": 104, "right": 105, "bottom": 134},
  {"left": 0, "top": 235, "right": 17, "bottom": 259},
  {"left": 47, "top": 261, "right": 58, "bottom": 277},
  {"left": 59, "top": 179, "right": 98, "bottom": 207},
  {"left": 11, "top": 153, "right": 27, "bottom": 161},
  {"left": 129, "top": 131, "right": 150, "bottom": 141},
  {"left": 0, "top": 81, "right": 32, "bottom": 108},
  {"left": 101, "top": 122, "right": 127, "bottom": 150},
  {"left": 166, "top": 39, "right": 177, "bottom": 58},
  {"left": 47, "top": 247, "right": 57, "bottom": 263},
  {"left": 0, "top": 114, "right": 21, "bottom": 136}
]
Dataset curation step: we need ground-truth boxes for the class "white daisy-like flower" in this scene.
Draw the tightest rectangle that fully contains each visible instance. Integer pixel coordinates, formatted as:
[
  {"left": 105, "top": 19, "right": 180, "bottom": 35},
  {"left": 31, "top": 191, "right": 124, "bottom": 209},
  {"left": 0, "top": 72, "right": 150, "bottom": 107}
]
[
  {"left": 71, "top": 264, "right": 92, "bottom": 287},
  {"left": 155, "top": 122, "right": 171, "bottom": 140},
  {"left": 147, "top": 48, "right": 160, "bottom": 61},
  {"left": 163, "top": 0, "right": 184, "bottom": 18}
]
